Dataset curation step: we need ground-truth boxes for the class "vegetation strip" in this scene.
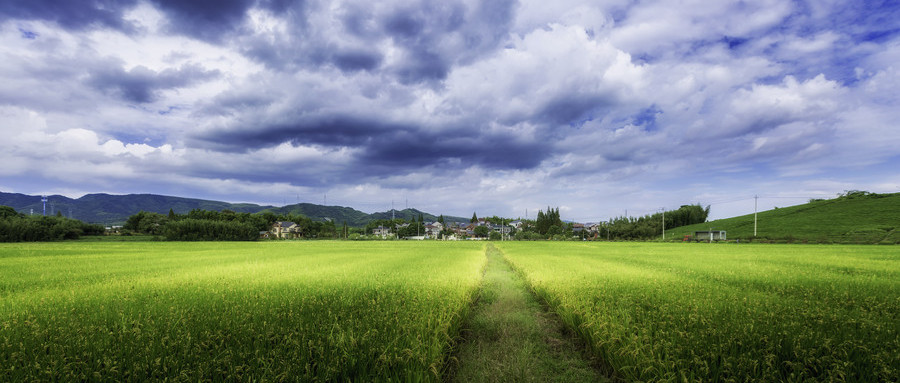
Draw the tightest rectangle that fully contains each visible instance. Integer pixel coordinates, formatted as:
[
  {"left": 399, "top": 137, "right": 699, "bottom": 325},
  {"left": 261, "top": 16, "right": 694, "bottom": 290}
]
[
  {"left": 448, "top": 244, "right": 607, "bottom": 382},
  {"left": 498, "top": 242, "right": 900, "bottom": 382}
]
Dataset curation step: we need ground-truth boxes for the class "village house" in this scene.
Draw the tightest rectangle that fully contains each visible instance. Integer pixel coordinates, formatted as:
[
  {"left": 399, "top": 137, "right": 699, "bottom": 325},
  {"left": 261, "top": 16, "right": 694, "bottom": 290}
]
[
  {"left": 572, "top": 223, "right": 585, "bottom": 233},
  {"left": 372, "top": 226, "right": 392, "bottom": 238},
  {"left": 271, "top": 221, "right": 301, "bottom": 239},
  {"left": 424, "top": 222, "right": 443, "bottom": 238},
  {"left": 491, "top": 224, "right": 512, "bottom": 235}
]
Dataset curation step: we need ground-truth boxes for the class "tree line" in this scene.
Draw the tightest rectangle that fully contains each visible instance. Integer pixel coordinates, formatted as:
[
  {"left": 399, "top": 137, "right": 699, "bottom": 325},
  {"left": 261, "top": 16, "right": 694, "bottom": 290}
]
[
  {"left": 603, "top": 204, "right": 710, "bottom": 240},
  {"left": 0, "top": 206, "right": 105, "bottom": 242},
  {"left": 123, "top": 209, "right": 344, "bottom": 241}
]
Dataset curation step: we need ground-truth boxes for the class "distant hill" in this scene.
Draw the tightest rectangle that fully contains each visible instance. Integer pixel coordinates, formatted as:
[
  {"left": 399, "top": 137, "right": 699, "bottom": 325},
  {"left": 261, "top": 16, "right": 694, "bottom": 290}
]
[
  {"left": 0, "top": 192, "right": 468, "bottom": 227},
  {"left": 262, "top": 204, "right": 468, "bottom": 227},
  {"left": 667, "top": 191, "right": 900, "bottom": 244}
]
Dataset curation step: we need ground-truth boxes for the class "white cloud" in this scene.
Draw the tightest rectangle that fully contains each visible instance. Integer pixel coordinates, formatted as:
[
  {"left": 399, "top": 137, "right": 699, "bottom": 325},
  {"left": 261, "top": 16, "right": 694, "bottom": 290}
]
[{"left": 1, "top": 0, "right": 898, "bottom": 221}]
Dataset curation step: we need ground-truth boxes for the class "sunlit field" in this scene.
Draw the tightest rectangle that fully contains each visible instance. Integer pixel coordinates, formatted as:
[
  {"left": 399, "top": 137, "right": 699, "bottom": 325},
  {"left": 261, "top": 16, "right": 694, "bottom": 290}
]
[
  {"left": 0, "top": 241, "right": 485, "bottom": 381},
  {"left": 496, "top": 242, "right": 900, "bottom": 382},
  {"left": 3, "top": 241, "right": 898, "bottom": 382}
]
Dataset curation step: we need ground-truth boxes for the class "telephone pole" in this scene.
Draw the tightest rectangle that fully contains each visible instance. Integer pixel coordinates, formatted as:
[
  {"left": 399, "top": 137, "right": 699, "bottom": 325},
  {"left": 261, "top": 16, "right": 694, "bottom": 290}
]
[
  {"left": 661, "top": 208, "right": 665, "bottom": 240},
  {"left": 754, "top": 195, "right": 758, "bottom": 237}
]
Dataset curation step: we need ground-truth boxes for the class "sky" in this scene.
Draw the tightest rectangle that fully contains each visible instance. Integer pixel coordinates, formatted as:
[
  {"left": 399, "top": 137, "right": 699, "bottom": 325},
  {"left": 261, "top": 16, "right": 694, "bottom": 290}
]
[{"left": 1, "top": 0, "right": 899, "bottom": 222}]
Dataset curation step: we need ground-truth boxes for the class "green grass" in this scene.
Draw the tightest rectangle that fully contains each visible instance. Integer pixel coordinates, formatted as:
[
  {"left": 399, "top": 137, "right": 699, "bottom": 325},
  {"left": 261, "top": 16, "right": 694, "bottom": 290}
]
[
  {"left": 497, "top": 242, "right": 900, "bottom": 382},
  {"left": 0, "top": 241, "right": 485, "bottom": 381},
  {"left": 667, "top": 192, "right": 900, "bottom": 243},
  {"left": 449, "top": 244, "right": 606, "bottom": 382}
]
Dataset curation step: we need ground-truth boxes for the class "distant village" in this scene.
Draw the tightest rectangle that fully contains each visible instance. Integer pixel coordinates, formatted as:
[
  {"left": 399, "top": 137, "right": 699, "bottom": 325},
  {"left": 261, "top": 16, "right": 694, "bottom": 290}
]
[
  {"left": 261, "top": 204, "right": 712, "bottom": 241},
  {"left": 265, "top": 209, "right": 598, "bottom": 241}
]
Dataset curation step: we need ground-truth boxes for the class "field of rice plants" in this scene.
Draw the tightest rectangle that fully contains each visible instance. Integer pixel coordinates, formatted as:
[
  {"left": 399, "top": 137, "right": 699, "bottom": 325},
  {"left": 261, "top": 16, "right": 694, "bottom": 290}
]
[
  {"left": 0, "top": 241, "right": 485, "bottom": 381},
  {"left": 496, "top": 242, "right": 900, "bottom": 382}
]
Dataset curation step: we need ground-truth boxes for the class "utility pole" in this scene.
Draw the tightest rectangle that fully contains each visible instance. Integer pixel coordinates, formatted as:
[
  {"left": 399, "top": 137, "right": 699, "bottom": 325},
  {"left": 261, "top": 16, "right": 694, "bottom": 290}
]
[
  {"left": 661, "top": 208, "right": 665, "bottom": 241},
  {"left": 753, "top": 195, "right": 759, "bottom": 237}
]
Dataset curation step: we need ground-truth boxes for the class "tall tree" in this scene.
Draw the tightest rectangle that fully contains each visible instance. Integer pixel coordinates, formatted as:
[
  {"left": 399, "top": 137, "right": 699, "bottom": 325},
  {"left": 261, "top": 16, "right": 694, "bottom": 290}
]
[{"left": 471, "top": 212, "right": 478, "bottom": 223}]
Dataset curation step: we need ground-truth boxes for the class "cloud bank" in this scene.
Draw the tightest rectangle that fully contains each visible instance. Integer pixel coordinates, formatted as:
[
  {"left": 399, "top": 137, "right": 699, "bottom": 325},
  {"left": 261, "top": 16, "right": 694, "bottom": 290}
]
[{"left": 2, "top": 0, "right": 899, "bottom": 220}]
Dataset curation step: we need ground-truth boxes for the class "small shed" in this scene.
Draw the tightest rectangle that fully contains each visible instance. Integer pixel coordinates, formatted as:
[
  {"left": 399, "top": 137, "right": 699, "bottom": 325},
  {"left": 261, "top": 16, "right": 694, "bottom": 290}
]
[{"left": 693, "top": 230, "right": 727, "bottom": 241}]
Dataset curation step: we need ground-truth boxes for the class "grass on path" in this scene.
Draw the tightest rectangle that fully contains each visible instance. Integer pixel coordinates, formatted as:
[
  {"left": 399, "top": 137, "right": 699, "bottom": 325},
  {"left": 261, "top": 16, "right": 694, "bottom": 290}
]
[{"left": 448, "top": 244, "right": 607, "bottom": 382}]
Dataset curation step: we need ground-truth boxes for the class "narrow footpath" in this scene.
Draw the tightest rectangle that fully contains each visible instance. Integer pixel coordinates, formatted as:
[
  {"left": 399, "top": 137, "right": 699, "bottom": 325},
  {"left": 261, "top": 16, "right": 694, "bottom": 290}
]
[{"left": 448, "top": 245, "right": 608, "bottom": 382}]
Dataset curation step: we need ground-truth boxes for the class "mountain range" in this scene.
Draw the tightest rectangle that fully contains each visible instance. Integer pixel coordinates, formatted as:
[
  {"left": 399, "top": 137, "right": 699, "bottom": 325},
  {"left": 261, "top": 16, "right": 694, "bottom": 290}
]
[{"left": 0, "top": 192, "right": 468, "bottom": 227}]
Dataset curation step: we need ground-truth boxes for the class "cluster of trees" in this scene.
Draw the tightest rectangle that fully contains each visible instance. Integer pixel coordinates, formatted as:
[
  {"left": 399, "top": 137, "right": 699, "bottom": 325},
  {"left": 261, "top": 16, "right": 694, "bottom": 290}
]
[
  {"left": 123, "top": 209, "right": 344, "bottom": 241},
  {"left": 164, "top": 219, "right": 259, "bottom": 241},
  {"left": 534, "top": 207, "right": 564, "bottom": 235},
  {"left": 364, "top": 214, "right": 426, "bottom": 238},
  {"left": 0, "top": 206, "right": 104, "bottom": 242},
  {"left": 602, "top": 204, "right": 710, "bottom": 240}
]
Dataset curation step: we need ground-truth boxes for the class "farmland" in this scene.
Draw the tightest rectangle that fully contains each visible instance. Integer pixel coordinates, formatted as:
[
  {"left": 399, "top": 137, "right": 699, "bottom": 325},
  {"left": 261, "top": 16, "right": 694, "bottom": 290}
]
[
  {"left": 0, "top": 241, "right": 485, "bottom": 381},
  {"left": 497, "top": 242, "right": 900, "bottom": 382},
  {"left": 2, "top": 241, "right": 899, "bottom": 382}
]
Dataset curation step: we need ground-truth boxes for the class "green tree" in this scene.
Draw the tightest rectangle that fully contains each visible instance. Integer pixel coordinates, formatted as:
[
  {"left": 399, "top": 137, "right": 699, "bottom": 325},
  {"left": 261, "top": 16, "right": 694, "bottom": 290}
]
[
  {"left": 547, "top": 225, "right": 562, "bottom": 236},
  {"left": 474, "top": 225, "right": 490, "bottom": 237},
  {"left": 0, "top": 206, "right": 23, "bottom": 219},
  {"left": 471, "top": 212, "right": 478, "bottom": 223}
]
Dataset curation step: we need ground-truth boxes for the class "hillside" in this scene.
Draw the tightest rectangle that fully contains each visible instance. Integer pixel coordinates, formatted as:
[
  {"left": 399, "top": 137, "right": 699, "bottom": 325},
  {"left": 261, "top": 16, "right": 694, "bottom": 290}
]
[
  {"left": 0, "top": 192, "right": 467, "bottom": 227},
  {"left": 666, "top": 192, "right": 900, "bottom": 244}
]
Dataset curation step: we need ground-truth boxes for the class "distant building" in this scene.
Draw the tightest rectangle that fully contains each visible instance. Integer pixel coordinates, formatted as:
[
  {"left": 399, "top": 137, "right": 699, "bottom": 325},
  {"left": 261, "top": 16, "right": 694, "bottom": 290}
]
[
  {"left": 272, "top": 221, "right": 301, "bottom": 239},
  {"left": 424, "top": 222, "right": 443, "bottom": 238},
  {"left": 372, "top": 227, "right": 392, "bottom": 238},
  {"left": 572, "top": 223, "right": 585, "bottom": 233},
  {"left": 693, "top": 230, "right": 726, "bottom": 241}
]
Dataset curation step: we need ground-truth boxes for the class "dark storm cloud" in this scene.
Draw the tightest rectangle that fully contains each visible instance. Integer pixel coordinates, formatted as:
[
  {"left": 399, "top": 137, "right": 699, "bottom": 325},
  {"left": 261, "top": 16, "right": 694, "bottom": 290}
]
[
  {"left": 357, "top": 128, "right": 549, "bottom": 171},
  {"left": 87, "top": 62, "right": 221, "bottom": 103},
  {"left": 394, "top": 49, "right": 449, "bottom": 84},
  {"left": 0, "top": 0, "right": 139, "bottom": 32},
  {"left": 235, "top": 0, "right": 517, "bottom": 83},
  {"left": 332, "top": 49, "right": 383, "bottom": 72},
  {"left": 195, "top": 116, "right": 406, "bottom": 150},
  {"left": 194, "top": 111, "right": 553, "bottom": 173},
  {"left": 150, "top": 0, "right": 256, "bottom": 43},
  {"left": 536, "top": 95, "right": 612, "bottom": 127},
  {"left": 379, "top": 0, "right": 516, "bottom": 84}
]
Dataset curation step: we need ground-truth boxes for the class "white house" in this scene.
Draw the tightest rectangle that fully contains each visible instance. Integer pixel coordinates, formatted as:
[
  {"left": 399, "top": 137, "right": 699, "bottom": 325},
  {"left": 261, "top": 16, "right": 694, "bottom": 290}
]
[
  {"left": 272, "top": 221, "right": 301, "bottom": 239},
  {"left": 372, "top": 226, "right": 392, "bottom": 238}
]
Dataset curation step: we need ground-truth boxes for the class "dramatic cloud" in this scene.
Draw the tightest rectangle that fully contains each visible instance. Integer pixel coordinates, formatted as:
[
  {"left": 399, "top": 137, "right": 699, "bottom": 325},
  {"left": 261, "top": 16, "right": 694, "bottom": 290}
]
[
  {"left": 87, "top": 61, "right": 221, "bottom": 103},
  {"left": 2, "top": 0, "right": 899, "bottom": 220}
]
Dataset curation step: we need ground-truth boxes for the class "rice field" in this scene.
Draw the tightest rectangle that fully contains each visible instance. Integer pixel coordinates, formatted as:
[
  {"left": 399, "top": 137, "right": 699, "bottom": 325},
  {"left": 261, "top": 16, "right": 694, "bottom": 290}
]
[
  {"left": 3, "top": 241, "right": 898, "bottom": 382},
  {"left": 0, "top": 241, "right": 486, "bottom": 381},
  {"left": 496, "top": 242, "right": 900, "bottom": 382}
]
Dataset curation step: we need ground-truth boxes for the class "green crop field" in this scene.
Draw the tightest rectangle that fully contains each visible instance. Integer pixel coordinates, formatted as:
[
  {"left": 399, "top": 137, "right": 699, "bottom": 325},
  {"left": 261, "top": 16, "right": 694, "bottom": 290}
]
[
  {"left": 2, "top": 241, "right": 899, "bottom": 382},
  {"left": 0, "top": 241, "right": 485, "bottom": 381},
  {"left": 496, "top": 242, "right": 900, "bottom": 382}
]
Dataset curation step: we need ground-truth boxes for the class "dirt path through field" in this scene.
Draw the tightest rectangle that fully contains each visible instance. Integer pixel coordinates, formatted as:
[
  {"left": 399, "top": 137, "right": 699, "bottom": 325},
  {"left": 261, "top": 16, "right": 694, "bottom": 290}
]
[{"left": 446, "top": 244, "right": 607, "bottom": 382}]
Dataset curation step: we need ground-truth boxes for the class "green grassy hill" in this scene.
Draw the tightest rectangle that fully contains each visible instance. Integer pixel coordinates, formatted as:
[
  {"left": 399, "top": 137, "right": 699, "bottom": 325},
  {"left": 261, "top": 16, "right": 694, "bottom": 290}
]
[{"left": 667, "top": 192, "right": 900, "bottom": 244}]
